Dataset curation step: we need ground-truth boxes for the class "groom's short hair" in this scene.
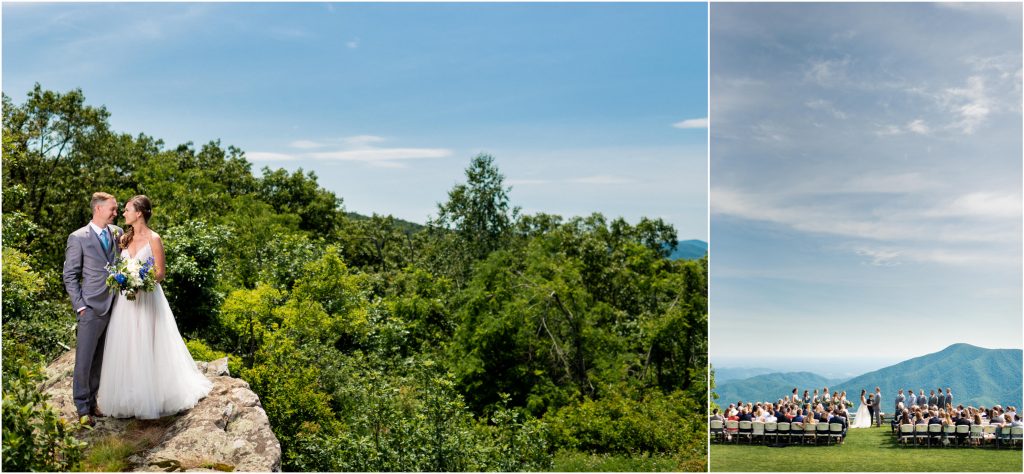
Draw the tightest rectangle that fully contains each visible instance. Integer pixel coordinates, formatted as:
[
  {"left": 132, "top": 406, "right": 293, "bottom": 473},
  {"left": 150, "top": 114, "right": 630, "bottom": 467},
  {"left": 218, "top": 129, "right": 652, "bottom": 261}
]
[{"left": 91, "top": 192, "right": 115, "bottom": 210}]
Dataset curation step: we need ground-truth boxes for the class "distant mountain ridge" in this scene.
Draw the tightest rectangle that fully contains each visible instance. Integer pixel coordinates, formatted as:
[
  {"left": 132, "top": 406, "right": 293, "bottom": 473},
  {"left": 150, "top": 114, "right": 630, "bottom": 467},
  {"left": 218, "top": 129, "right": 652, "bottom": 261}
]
[
  {"left": 714, "top": 367, "right": 776, "bottom": 383},
  {"left": 836, "top": 344, "right": 1022, "bottom": 408},
  {"left": 670, "top": 240, "right": 707, "bottom": 260},
  {"left": 715, "top": 371, "right": 839, "bottom": 405},
  {"left": 713, "top": 344, "right": 1023, "bottom": 409}
]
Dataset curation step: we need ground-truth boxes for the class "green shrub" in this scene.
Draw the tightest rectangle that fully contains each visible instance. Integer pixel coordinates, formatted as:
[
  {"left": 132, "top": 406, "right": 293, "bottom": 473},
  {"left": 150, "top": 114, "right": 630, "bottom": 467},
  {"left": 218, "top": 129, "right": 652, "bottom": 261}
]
[{"left": 1, "top": 365, "right": 86, "bottom": 471}]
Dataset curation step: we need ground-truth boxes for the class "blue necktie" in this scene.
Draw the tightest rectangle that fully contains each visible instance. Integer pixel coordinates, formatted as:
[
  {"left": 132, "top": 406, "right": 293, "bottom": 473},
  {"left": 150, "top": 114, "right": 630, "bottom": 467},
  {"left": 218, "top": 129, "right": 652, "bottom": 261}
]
[{"left": 100, "top": 229, "right": 110, "bottom": 251}]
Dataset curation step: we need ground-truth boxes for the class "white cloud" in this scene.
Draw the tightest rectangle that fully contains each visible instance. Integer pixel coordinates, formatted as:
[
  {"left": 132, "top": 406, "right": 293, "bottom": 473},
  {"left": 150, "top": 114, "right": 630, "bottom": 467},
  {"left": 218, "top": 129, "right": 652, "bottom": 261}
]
[
  {"left": 290, "top": 140, "right": 324, "bottom": 149},
  {"left": 805, "top": 99, "right": 847, "bottom": 119},
  {"left": 906, "top": 119, "right": 930, "bottom": 135},
  {"left": 506, "top": 179, "right": 550, "bottom": 186},
  {"left": 343, "top": 135, "right": 386, "bottom": 147},
  {"left": 942, "top": 76, "right": 991, "bottom": 134},
  {"left": 346, "top": 38, "right": 360, "bottom": 49},
  {"left": 842, "top": 172, "right": 939, "bottom": 194},
  {"left": 673, "top": 117, "right": 708, "bottom": 129},
  {"left": 568, "top": 175, "right": 635, "bottom": 185},
  {"left": 855, "top": 247, "right": 902, "bottom": 266},
  {"left": 926, "top": 192, "right": 1023, "bottom": 219},
  {"left": 309, "top": 148, "right": 451, "bottom": 162},
  {"left": 247, "top": 151, "right": 298, "bottom": 161},
  {"left": 253, "top": 135, "right": 450, "bottom": 166},
  {"left": 804, "top": 56, "right": 851, "bottom": 86}
]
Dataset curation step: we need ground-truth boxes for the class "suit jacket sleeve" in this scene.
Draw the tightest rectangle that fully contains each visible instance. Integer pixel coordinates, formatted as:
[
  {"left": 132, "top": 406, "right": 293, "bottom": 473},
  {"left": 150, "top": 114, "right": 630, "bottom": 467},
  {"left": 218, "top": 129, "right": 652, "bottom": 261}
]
[{"left": 63, "top": 232, "right": 86, "bottom": 311}]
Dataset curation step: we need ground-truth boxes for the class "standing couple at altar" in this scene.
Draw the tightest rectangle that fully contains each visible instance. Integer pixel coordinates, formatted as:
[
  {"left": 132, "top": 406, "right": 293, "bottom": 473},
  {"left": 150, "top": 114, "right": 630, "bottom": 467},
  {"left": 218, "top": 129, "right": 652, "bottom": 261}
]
[
  {"left": 63, "top": 192, "right": 212, "bottom": 426},
  {"left": 851, "top": 387, "right": 883, "bottom": 428}
]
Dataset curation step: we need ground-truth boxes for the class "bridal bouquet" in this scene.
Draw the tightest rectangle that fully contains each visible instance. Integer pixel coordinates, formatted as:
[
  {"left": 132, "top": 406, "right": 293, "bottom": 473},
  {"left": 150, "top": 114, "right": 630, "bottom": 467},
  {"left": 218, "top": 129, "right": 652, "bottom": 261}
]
[{"left": 105, "top": 256, "right": 157, "bottom": 301}]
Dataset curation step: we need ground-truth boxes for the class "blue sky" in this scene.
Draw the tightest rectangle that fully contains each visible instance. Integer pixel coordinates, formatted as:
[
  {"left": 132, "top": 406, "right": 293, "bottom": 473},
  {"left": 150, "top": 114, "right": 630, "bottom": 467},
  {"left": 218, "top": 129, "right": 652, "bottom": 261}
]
[
  {"left": 710, "top": 3, "right": 1022, "bottom": 364},
  {"left": 2, "top": 2, "right": 708, "bottom": 240}
]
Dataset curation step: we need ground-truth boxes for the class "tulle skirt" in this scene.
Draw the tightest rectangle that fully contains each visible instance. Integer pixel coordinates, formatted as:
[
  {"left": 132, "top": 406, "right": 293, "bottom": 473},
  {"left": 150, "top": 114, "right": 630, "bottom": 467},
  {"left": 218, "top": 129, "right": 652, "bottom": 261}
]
[
  {"left": 851, "top": 404, "right": 872, "bottom": 428},
  {"left": 97, "top": 284, "right": 212, "bottom": 419}
]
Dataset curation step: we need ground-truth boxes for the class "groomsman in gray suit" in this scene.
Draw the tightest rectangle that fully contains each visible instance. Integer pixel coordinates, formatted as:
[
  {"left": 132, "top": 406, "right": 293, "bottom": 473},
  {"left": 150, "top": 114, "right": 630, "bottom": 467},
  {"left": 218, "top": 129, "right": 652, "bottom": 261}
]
[
  {"left": 895, "top": 389, "right": 905, "bottom": 413},
  {"left": 63, "top": 192, "right": 121, "bottom": 426},
  {"left": 873, "top": 387, "right": 883, "bottom": 427},
  {"left": 929, "top": 390, "right": 939, "bottom": 407},
  {"left": 946, "top": 388, "right": 954, "bottom": 407},
  {"left": 936, "top": 387, "right": 946, "bottom": 408},
  {"left": 907, "top": 389, "right": 917, "bottom": 408}
]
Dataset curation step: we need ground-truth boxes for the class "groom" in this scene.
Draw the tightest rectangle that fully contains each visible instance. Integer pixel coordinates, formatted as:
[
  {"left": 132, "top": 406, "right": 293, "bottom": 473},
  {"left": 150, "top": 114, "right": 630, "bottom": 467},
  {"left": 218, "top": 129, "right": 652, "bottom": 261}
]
[{"left": 63, "top": 192, "right": 121, "bottom": 426}]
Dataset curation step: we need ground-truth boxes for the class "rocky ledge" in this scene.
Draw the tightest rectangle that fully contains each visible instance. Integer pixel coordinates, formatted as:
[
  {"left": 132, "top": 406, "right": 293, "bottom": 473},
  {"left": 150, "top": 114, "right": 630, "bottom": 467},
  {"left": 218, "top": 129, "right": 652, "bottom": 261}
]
[{"left": 41, "top": 351, "right": 281, "bottom": 472}]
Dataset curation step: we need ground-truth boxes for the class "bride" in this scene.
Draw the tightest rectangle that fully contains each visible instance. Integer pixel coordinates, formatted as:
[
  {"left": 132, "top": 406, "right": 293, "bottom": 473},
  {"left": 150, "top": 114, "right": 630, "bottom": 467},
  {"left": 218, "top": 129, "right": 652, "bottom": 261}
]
[
  {"left": 851, "top": 389, "right": 872, "bottom": 428},
  {"left": 96, "top": 195, "right": 212, "bottom": 419}
]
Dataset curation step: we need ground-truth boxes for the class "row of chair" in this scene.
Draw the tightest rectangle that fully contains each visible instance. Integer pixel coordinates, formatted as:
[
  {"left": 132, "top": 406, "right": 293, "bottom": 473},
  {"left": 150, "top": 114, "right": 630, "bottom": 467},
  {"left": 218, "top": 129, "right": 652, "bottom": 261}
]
[
  {"left": 710, "top": 420, "right": 845, "bottom": 445},
  {"left": 894, "top": 424, "right": 1023, "bottom": 449}
]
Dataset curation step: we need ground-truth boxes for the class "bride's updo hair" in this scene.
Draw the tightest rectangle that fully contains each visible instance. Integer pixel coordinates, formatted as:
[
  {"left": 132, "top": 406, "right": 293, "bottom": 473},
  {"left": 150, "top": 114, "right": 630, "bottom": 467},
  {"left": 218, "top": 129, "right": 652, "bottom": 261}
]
[{"left": 119, "top": 195, "right": 153, "bottom": 250}]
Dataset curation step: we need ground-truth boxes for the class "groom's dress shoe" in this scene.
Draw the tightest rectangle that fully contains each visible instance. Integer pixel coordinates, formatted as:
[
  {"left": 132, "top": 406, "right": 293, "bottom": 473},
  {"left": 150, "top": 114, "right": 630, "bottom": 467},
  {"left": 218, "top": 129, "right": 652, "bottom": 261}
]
[{"left": 90, "top": 406, "right": 105, "bottom": 418}]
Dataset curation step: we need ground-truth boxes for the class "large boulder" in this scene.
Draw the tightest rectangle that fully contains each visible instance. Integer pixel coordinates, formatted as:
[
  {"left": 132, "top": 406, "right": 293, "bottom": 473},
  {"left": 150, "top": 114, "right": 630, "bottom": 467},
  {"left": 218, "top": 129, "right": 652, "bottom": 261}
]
[{"left": 41, "top": 351, "right": 281, "bottom": 472}]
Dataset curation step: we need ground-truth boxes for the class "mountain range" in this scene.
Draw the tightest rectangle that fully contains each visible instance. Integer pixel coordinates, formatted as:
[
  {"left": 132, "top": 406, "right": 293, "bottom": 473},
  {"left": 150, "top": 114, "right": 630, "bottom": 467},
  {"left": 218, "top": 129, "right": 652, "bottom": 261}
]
[
  {"left": 670, "top": 240, "right": 708, "bottom": 260},
  {"left": 713, "top": 344, "right": 1023, "bottom": 409}
]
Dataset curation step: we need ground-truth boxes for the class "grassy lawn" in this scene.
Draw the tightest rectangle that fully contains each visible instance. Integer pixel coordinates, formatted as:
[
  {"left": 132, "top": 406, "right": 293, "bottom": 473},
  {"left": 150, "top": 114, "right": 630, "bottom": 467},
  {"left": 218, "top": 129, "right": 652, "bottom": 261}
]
[
  {"left": 710, "top": 427, "right": 1022, "bottom": 472},
  {"left": 552, "top": 449, "right": 706, "bottom": 472}
]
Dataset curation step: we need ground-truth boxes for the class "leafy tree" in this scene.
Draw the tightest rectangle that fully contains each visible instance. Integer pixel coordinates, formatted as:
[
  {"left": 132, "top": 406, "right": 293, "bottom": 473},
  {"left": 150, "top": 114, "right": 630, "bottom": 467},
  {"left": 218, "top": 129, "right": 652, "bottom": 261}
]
[
  {"left": 426, "top": 154, "right": 520, "bottom": 286},
  {"left": 162, "top": 220, "right": 232, "bottom": 335},
  {"left": 258, "top": 167, "right": 344, "bottom": 235}
]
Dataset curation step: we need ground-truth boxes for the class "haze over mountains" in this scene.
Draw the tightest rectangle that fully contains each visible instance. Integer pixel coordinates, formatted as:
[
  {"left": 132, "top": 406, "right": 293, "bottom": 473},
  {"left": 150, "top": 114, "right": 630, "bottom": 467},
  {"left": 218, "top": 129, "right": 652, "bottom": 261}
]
[{"left": 714, "top": 344, "right": 1023, "bottom": 409}]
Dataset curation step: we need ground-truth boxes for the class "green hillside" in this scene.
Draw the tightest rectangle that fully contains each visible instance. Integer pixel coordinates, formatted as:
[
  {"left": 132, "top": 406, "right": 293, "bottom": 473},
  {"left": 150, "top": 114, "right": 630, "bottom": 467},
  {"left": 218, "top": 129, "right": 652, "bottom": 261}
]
[
  {"left": 835, "top": 344, "right": 1023, "bottom": 408},
  {"left": 670, "top": 240, "right": 708, "bottom": 260},
  {"left": 715, "top": 371, "right": 836, "bottom": 405}
]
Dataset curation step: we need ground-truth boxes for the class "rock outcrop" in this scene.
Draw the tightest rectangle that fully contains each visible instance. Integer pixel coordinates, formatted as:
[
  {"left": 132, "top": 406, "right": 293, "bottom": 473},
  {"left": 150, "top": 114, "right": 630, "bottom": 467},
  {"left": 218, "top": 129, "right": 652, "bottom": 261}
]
[{"left": 41, "top": 351, "right": 281, "bottom": 472}]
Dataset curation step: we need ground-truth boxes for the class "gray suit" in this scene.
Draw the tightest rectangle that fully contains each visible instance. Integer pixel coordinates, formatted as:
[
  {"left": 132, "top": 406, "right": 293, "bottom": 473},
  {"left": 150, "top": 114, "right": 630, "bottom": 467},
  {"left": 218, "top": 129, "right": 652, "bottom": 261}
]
[
  {"left": 63, "top": 224, "right": 122, "bottom": 416},
  {"left": 936, "top": 393, "right": 946, "bottom": 408},
  {"left": 872, "top": 391, "right": 882, "bottom": 426}
]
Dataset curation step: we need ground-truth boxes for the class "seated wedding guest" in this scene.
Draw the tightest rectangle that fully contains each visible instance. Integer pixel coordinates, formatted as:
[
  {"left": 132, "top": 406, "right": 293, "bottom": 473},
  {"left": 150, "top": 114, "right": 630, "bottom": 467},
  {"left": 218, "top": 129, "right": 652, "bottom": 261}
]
[
  {"left": 764, "top": 408, "right": 777, "bottom": 423},
  {"left": 954, "top": 410, "right": 973, "bottom": 442},
  {"left": 1010, "top": 415, "right": 1023, "bottom": 429},
  {"left": 914, "top": 412, "right": 928, "bottom": 425},
  {"left": 1006, "top": 406, "right": 1018, "bottom": 421},
  {"left": 892, "top": 403, "right": 906, "bottom": 431},
  {"left": 738, "top": 407, "right": 754, "bottom": 422},
  {"left": 792, "top": 408, "right": 805, "bottom": 424},
  {"left": 710, "top": 408, "right": 724, "bottom": 423},
  {"left": 899, "top": 409, "right": 913, "bottom": 426},
  {"left": 942, "top": 410, "right": 954, "bottom": 427},
  {"left": 928, "top": 410, "right": 942, "bottom": 425},
  {"left": 828, "top": 408, "right": 848, "bottom": 438}
]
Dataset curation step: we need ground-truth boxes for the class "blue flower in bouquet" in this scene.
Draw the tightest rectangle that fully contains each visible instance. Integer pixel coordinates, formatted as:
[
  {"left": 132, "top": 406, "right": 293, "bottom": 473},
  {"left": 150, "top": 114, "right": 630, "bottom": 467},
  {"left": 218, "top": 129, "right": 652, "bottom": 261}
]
[{"left": 105, "top": 256, "right": 158, "bottom": 301}]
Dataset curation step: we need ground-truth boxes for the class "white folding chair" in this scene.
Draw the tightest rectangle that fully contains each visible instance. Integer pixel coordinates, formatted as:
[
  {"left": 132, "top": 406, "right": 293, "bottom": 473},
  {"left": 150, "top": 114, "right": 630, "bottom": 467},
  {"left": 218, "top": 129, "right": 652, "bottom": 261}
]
[
  {"left": 969, "top": 424, "right": 983, "bottom": 447},
  {"left": 829, "top": 423, "right": 844, "bottom": 445},
  {"left": 709, "top": 419, "right": 725, "bottom": 444},
  {"left": 752, "top": 421, "right": 765, "bottom": 444},
  {"left": 899, "top": 424, "right": 915, "bottom": 447},
  {"left": 738, "top": 420, "right": 753, "bottom": 444},
  {"left": 725, "top": 420, "right": 739, "bottom": 444}
]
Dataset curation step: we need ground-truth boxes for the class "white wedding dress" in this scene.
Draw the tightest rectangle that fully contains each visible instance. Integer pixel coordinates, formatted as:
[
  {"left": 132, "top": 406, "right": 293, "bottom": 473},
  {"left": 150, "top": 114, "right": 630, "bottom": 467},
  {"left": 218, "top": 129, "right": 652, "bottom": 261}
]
[
  {"left": 851, "top": 398, "right": 872, "bottom": 428},
  {"left": 97, "top": 242, "right": 212, "bottom": 419}
]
